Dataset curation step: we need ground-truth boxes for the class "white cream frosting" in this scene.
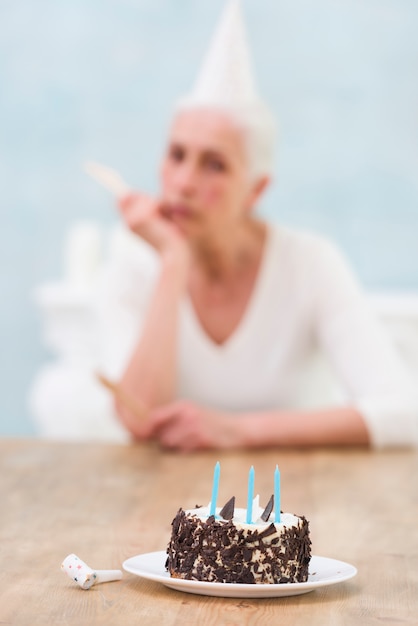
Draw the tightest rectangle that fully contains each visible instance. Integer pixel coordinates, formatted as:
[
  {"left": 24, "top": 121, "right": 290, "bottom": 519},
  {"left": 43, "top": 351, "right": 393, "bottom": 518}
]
[{"left": 186, "top": 494, "right": 301, "bottom": 534}]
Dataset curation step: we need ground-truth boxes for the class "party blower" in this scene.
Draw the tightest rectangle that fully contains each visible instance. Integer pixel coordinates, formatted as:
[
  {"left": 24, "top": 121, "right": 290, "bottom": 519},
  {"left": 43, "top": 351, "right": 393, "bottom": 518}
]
[{"left": 61, "top": 553, "right": 122, "bottom": 590}]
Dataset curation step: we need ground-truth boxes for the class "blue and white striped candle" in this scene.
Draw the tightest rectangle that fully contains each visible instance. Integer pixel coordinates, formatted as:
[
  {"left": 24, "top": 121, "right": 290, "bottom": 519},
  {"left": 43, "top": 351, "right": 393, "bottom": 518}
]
[
  {"left": 274, "top": 465, "right": 281, "bottom": 523},
  {"left": 246, "top": 466, "right": 255, "bottom": 523},
  {"left": 209, "top": 461, "right": 220, "bottom": 517}
]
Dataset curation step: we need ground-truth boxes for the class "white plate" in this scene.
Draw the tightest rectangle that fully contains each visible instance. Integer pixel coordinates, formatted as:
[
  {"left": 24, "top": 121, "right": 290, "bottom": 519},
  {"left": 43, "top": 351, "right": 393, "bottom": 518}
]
[{"left": 123, "top": 551, "right": 357, "bottom": 598}]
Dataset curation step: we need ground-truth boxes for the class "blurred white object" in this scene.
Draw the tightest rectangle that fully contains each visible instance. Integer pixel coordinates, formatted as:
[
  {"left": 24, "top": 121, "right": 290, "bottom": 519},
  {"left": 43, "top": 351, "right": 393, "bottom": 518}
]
[
  {"left": 29, "top": 224, "right": 133, "bottom": 442},
  {"left": 61, "top": 553, "right": 122, "bottom": 590},
  {"left": 64, "top": 220, "right": 103, "bottom": 288},
  {"left": 368, "top": 292, "right": 418, "bottom": 374},
  {"left": 34, "top": 283, "right": 97, "bottom": 358},
  {"left": 29, "top": 361, "right": 128, "bottom": 442},
  {"left": 84, "top": 161, "right": 131, "bottom": 198}
]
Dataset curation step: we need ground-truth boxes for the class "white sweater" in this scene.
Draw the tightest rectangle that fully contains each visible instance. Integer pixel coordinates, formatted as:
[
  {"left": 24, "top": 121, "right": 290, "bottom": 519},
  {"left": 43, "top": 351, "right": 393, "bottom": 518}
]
[{"left": 96, "top": 224, "right": 418, "bottom": 448}]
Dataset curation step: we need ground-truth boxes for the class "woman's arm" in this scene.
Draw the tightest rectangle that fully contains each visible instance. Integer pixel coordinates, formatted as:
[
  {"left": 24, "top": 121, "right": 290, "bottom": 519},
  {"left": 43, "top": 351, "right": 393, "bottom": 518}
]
[
  {"left": 116, "top": 251, "right": 188, "bottom": 434},
  {"left": 135, "top": 401, "right": 370, "bottom": 451},
  {"left": 312, "top": 239, "right": 418, "bottom": 448},
  {"left": 239, "top": 406, "right": 370, "bottom": 447},
  {"left": 111, "top": 193, "right": 191, "bottom": 434}
]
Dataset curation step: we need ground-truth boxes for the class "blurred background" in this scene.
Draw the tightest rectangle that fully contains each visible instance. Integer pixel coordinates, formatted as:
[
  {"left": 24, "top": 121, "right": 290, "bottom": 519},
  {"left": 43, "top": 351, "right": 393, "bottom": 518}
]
[{"left": 1, "top": 0, "right": 417, "bottom": 436}]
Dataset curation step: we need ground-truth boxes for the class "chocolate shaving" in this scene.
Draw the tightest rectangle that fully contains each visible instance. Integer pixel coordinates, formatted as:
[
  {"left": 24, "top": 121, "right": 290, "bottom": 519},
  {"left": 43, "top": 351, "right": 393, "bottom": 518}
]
[
  {"left": 261, "top": 494, "right": 274, "bottom": 522},
  {"left": 219, "top": 496, "right": 235, "bottom": 520},
  {"left": 257, "top": 523, "right": 277, "bottom": 540}
]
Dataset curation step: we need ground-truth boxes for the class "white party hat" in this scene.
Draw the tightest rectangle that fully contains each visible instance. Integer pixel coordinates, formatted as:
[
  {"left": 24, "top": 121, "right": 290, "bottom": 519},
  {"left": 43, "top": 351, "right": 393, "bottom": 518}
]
[
  {"left": 177, "top": 0, "right": 276, "bottom": 177},
  {"left": 179, "top": 0, "right": 262, "bottom": 113}
]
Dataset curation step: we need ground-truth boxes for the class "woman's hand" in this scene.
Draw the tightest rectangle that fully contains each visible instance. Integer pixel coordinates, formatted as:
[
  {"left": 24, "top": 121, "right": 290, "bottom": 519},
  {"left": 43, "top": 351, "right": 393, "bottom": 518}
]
[
  {"left": 118, "top": 192, "right": 188, "bottom": 261},
  {"left": 134, "top": 402, "right": 371, "bottom": 450},
  {"left": 136, "top": 400, "right": 245, "bottom": 451}
]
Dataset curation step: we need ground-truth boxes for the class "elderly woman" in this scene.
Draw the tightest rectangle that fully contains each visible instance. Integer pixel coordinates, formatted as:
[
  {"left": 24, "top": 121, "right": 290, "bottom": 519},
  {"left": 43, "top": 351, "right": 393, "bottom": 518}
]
[{"left": 98, "top": 2, "right": 417, "bottom": 450}]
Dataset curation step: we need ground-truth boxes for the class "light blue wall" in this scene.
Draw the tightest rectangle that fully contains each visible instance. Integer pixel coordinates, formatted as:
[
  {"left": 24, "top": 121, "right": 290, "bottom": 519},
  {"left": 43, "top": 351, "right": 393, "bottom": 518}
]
[{"left": 1, "top": 0, "right": 417, "bottom": 435}]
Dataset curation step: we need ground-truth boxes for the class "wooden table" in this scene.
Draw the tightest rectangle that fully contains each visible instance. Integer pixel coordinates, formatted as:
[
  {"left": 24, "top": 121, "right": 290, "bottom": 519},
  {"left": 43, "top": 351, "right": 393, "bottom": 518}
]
[{"left": 1, "top": 439, "right": 417, "bottom": 625}]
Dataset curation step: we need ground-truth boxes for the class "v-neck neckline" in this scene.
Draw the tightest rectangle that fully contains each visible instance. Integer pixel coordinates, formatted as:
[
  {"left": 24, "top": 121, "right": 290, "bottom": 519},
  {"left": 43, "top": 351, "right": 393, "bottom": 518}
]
[{"left": 182, "top": 225, "right": 276, "bottom": 353}]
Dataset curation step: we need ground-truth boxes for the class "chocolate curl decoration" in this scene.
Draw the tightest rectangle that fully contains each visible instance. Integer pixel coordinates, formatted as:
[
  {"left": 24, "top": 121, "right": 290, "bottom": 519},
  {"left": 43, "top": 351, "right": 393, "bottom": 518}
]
[
  {"left": 261, "top": 494, "right": 274, "bottom": 522},
  {"left": 219, "top": 496, "right": 235, "bottom": 520}
]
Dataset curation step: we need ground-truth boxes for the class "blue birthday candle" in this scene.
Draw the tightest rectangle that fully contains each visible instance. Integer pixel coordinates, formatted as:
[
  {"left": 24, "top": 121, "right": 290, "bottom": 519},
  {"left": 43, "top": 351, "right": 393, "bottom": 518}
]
[
  {"left": 209, "top": 461, "right": 220, "bottom": 517},
  {"left": 246, "top": 466, "right": 255, "bottom": 523},
  {"left": 274, "top": 465, "right": 281, "bottom": 523}
]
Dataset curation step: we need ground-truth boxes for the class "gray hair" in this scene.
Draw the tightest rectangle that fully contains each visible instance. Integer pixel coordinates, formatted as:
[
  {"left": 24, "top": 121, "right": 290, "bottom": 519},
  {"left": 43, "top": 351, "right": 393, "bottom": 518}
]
[{"left": 174, "top": 100, "right": 276, "bottom": 181}]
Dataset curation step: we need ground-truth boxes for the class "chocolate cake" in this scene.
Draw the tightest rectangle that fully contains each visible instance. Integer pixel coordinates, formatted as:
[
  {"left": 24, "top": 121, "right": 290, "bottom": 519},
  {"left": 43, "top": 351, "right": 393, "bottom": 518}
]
[{"left": 166, "top": 497, "right": 311, "bottom": 584}]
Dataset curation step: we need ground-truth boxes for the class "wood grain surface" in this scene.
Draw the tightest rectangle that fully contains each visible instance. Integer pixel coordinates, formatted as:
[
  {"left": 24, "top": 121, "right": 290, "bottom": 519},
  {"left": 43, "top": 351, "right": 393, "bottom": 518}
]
[{"left": 0, "top": 439, "right": 417, "bottom": 625}]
